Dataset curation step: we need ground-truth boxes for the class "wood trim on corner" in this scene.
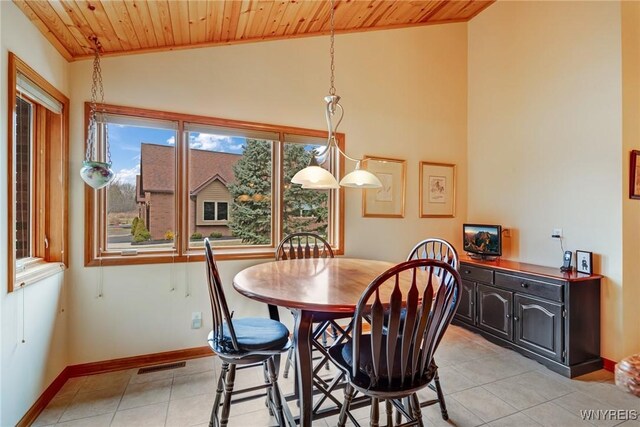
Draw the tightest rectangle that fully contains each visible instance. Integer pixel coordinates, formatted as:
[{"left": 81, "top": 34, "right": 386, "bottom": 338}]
[
  {"left": 603, "top": 357, "right": 616, "bottom": 373},
  {"left": 16, "top": 367, "right": 70, "bottom": 427},
  {"left": 18, "top": 346, "right": 213, "bottom": 425},
  {"left": 67, "top": 346, "right": 212, "bottom": 377}
]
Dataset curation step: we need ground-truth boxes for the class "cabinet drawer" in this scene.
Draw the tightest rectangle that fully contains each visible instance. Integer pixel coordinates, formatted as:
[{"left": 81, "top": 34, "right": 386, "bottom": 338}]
[
  {"left": 495, "top": 272, "right": 563, "bottom": 302},
  {"left": 460, "top": 264, "right": 494, "bottom": 283}
]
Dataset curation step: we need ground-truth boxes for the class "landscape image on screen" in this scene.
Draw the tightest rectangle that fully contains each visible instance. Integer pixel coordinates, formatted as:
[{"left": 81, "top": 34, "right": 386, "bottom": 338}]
[{"left": 464, "top": 225, "right": 500, "bottom": 254}]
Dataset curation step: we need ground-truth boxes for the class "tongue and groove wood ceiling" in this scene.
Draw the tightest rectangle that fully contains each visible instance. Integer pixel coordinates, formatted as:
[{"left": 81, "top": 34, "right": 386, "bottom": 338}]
[{"left": 14, "top": 0, "right": 494, "bottom": 61}]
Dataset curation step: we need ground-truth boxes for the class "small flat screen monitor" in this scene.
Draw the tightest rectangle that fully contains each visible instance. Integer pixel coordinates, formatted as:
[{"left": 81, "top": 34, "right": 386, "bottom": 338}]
[{"left": 463, "top": 224, "right": 502, "bottom": 259}]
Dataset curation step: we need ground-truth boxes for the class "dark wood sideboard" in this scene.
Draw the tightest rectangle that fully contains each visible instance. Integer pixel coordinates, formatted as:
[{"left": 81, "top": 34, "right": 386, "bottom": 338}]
[{"left": 453, "top": 257, "right": 602, "bottom": 378}]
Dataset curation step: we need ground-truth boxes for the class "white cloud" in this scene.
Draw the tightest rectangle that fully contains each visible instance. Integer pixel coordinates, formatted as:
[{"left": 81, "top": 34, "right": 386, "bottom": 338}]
[
  {"left": 189, "top": 133, "right": 236, "bottom": 151},
  {"left": 114, "top": 164, "right": 140, "bottom": 186},
  {"left": 166, "top": 136, "right": 176, "bottom": 145}
]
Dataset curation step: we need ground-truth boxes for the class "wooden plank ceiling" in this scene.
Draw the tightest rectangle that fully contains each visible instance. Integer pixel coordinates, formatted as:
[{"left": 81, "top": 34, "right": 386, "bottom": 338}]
[{"left": 14, "top": 0, "right": 494, "bottom": 61}]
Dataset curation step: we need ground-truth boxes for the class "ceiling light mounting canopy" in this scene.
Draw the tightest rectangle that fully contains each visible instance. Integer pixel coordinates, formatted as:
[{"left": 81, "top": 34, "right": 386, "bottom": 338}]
[
  {"left": 80, "top": 36, "right": 115, "bottom": 190},
  {"left": 291, "top": 0, "right": 381, "bottom": 190}
]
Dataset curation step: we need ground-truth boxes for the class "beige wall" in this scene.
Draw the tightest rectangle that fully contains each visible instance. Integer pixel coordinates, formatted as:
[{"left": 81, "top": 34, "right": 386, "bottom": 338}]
[
  {"left": 67, "top": 24, "right": 468, "bottom": 364},
  {"left": 621, "top": 1, "right": 640, "bottom": 357},
  {"left": 468, "top": 1, "right": 624, "bottom": 360},
  {"left": 0, "top": 2, "right": 70, "bottom": 425}
]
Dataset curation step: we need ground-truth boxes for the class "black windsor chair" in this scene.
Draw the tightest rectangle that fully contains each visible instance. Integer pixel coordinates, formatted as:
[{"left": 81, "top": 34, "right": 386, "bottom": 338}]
[
  {"left": 405, "top": 238, "right": 459, "bottom": 421},
  {"left": 272, "top": 232, "right": 336, "bottom": 379},
  {"left": 407, "top": 237, "right": 459, "bottom": 268},
  {"left": 329, "top": 259, "right": 462, "bottom": 427},
  {"left": 205, "top": 238, "right": 291, "bottom": 427}
]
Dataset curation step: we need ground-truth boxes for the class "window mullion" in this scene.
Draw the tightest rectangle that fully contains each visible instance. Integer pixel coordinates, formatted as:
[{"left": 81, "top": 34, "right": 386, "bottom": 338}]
[
  {"left": 33, "top": 104, "right": 46, "bottom": 259},
  {"left": 177, "top": 121, "right": 187, "bottom": 257}
]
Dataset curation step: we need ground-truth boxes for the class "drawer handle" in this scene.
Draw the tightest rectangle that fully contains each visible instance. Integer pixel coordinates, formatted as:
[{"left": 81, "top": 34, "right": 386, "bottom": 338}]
[
  {"left": 514, "top": 316, "right": 520, "bottom": 321},
  {"left": 506, "top": 314, "right": 511, "bottom": 319},
  {"left": 464, "top": 270, "right": 471, "bottom": 274},
  {"left": 520, "top": 282, "right": 528, "bottom": 288}
]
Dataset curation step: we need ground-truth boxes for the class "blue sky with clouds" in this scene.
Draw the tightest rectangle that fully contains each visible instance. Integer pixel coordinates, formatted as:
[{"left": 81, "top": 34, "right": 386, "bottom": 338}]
[{"left": 108, "top": 123, "right": 246, "bottom": 185}]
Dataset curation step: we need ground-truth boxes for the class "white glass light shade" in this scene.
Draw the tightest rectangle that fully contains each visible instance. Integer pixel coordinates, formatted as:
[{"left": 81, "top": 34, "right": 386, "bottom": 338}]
[
  {"left": 291, "top": 166, "right": 340, "bottom": 189},
  {"left": 339, "top": 168, "right": 382, "bottom": 189}
]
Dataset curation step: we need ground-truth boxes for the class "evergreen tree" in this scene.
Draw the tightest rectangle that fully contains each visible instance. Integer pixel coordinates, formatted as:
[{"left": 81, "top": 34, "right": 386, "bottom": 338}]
[
  {"left": 282, "top": 144, "right": 328, "bottom": 237},
  {"left": 228, "top": 140, "right": 273, "bottom": 244},
  {"left": 227, "top": 140, "right": 329, "bottom": 244}
]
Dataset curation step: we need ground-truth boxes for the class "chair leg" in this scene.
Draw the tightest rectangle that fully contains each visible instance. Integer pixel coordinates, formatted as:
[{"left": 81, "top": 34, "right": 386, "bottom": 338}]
[
  {"left": 210, "top": 362, "right": 228, "bottom": 427},
  {"left": 386, "top": 399, "right": 393, "bottom": 427},
  {"left": 283, "top": 346, "right": 294, "bottom": 379},
  {"left": 396, "top": 396, "right": 410, "bottom": 425},
  {"left": 267, "top": 357, "right": 286, "bottom": 427},
  {"left": 370, "top": 397, "right": 379, "bottom": 427},
  {"left": 338, "top": 383, "right": 356, "bottom": 427},
  {"left": 263, "top": 361, "right": 273, "bottom": 413},
  {"left": 410, "top": 394, "right": 424, "bottom": 427},
  {"left": 433, "top": 370, "right": 449, "bottom": 420},
  {"left": 220, "top": 364, "right": 236, "bottom": 427}
]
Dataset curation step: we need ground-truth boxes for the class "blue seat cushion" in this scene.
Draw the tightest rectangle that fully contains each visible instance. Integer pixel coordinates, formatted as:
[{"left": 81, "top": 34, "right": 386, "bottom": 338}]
[{"left": 220, "top": 318, "right": 290, "bottom": 352}]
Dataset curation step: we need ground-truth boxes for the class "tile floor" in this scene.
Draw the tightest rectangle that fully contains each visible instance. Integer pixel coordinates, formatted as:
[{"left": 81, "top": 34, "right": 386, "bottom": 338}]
[{"left": 33, "top": 326, "right": 639, "bottom": 427}]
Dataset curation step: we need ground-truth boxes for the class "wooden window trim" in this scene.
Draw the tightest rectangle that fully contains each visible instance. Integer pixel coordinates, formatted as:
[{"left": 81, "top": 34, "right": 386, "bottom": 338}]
[
  {"left": 8, "top": 53, "right": 70, "bottom": 292},
  {"left": 85, "top": 103, "right": 345, "bottom": 267}
]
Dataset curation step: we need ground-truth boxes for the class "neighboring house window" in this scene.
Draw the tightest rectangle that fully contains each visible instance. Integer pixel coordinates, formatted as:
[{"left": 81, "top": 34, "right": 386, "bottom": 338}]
[
  {"left": 203, "top": 201, "right": 228, "bottom": 221},
  {"left": 85, "top": 104, "right": 344, "bottom": 265},
  {"left": 7, "top": 53, "right": 69, "bottom": 291}
]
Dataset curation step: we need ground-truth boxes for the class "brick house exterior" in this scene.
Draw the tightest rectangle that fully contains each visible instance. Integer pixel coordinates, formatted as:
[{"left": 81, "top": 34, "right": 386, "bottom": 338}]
[{"left": 136, "top": 143, "right": 241, "bottom": 240}]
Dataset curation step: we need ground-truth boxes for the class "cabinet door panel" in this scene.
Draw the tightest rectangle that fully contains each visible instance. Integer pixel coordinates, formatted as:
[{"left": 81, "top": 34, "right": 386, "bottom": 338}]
[
  {"left": 455, "top": 280, "right": 475, "bottom": 324},
  {"left": 514, "top": 295, "right": 564, "bottom": 362},
  {"left": 477, "top": 284, "right": 513, "bottom": 340}
]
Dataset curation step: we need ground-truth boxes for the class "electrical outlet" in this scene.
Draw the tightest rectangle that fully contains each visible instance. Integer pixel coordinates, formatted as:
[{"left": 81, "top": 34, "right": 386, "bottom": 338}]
[
  {"left": 503, "top": 228, "right": 511, "bottom": 238},
  {"left": 552, "top": 228, "right": 562, "bottom": 238},
  {"left": 191, "top": 312, "right": 202, "bottom": 329}
]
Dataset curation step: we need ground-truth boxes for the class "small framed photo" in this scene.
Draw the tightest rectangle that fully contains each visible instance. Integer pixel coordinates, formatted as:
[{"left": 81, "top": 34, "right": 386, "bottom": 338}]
[
  {"left": 419, "top": 161, "right": 456, "bottom": 217},
  {"left": 361, "top": 156, "right": 406, "bottom": 218},
  {"left": 630, "top": 150, "right": 640, "bottom": 199},
  {"left": 576, "top": 250, "right": 593, "bottom": 274}
]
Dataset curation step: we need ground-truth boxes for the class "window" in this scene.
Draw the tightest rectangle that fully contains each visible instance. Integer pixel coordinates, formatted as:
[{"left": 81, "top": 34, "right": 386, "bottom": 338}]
[
  {"left": 203, "top": 201, "right": 228, "bottom": 222},
  {"left": 8, "top": 53, "right": 69, "bottom": 291},
  {"left": 85, "top": 104, "right": 344, "bottom": 265}
]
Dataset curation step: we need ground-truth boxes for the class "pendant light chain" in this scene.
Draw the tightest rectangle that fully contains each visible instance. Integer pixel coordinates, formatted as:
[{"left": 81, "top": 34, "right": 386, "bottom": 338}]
[
  {"left": 329, "top": 0, "right": 336, "bottom": 96},
  {"left": 84, "top": 37, "right": 110, "bottom": 164}
]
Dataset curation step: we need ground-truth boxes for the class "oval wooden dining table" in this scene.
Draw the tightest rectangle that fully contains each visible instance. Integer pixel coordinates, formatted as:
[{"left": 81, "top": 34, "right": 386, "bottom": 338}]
[{"left": 233, "top": 257, "right": 398, "bottom": 426}]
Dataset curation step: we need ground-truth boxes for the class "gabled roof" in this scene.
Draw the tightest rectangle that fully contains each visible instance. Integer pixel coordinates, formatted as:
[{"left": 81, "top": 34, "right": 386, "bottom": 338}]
[
  {"left": 191, "top": 174, "right": 227, "bottom": 196},
  {"left": 139, "top": 143, "right": 240, "bottom": 193}
]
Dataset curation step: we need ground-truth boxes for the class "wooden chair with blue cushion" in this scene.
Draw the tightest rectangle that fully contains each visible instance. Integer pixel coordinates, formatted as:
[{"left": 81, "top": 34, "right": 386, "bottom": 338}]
[
  {"left": 329, "top": 259, "right": 461, "bottom": 427},
  {"left": 204, "top": 238, "right": 291, "bottom": 427}
]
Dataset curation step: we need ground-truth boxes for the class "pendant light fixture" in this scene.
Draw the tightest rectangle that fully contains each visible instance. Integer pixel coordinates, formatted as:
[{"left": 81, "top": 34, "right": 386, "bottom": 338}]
[
  {"left": 291, "top": 0, "right": 382, "bottom": 190},
  {"left": 80, "top": 36, "right": 115, "bottom": 190}
]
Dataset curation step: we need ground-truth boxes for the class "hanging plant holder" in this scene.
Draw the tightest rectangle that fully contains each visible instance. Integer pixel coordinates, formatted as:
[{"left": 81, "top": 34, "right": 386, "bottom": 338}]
[{"left": 80, "top": 36, "right": 114, "bottom": 190}]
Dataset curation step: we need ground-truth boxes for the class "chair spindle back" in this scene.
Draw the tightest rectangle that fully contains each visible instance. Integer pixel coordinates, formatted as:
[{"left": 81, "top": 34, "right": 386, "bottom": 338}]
[
  {"left": 276, "top": 232, "right": 334, "bottom": 261},
  {"left": 351, "top": 259, "right": 461, "bottom": 389},
  {"left": 407, "top": 238, "right": 459, "bottom": 283},
  {"left": 205, "top": 238, "right": 239, "bottom": 352}
]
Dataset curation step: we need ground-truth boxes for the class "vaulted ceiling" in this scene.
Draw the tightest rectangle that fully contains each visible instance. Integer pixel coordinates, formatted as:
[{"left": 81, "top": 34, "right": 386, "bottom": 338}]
[{"left": 14, "top": 0, "right": 494, "bottom": 61}]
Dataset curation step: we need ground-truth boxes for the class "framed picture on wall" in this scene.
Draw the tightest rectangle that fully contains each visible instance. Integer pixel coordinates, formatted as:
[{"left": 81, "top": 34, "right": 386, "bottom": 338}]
[
  {"left": 419, "top": 161, "right": 456, "bottom": 217},
  {"left": 361, "top": 156, "right": 406, "bottom": 218},
  {"left": 576, "top": 250, "right": 593, "bottom": 274},
  {"left": 630, "top": 150, "right": 640, "bottom": 199}
]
